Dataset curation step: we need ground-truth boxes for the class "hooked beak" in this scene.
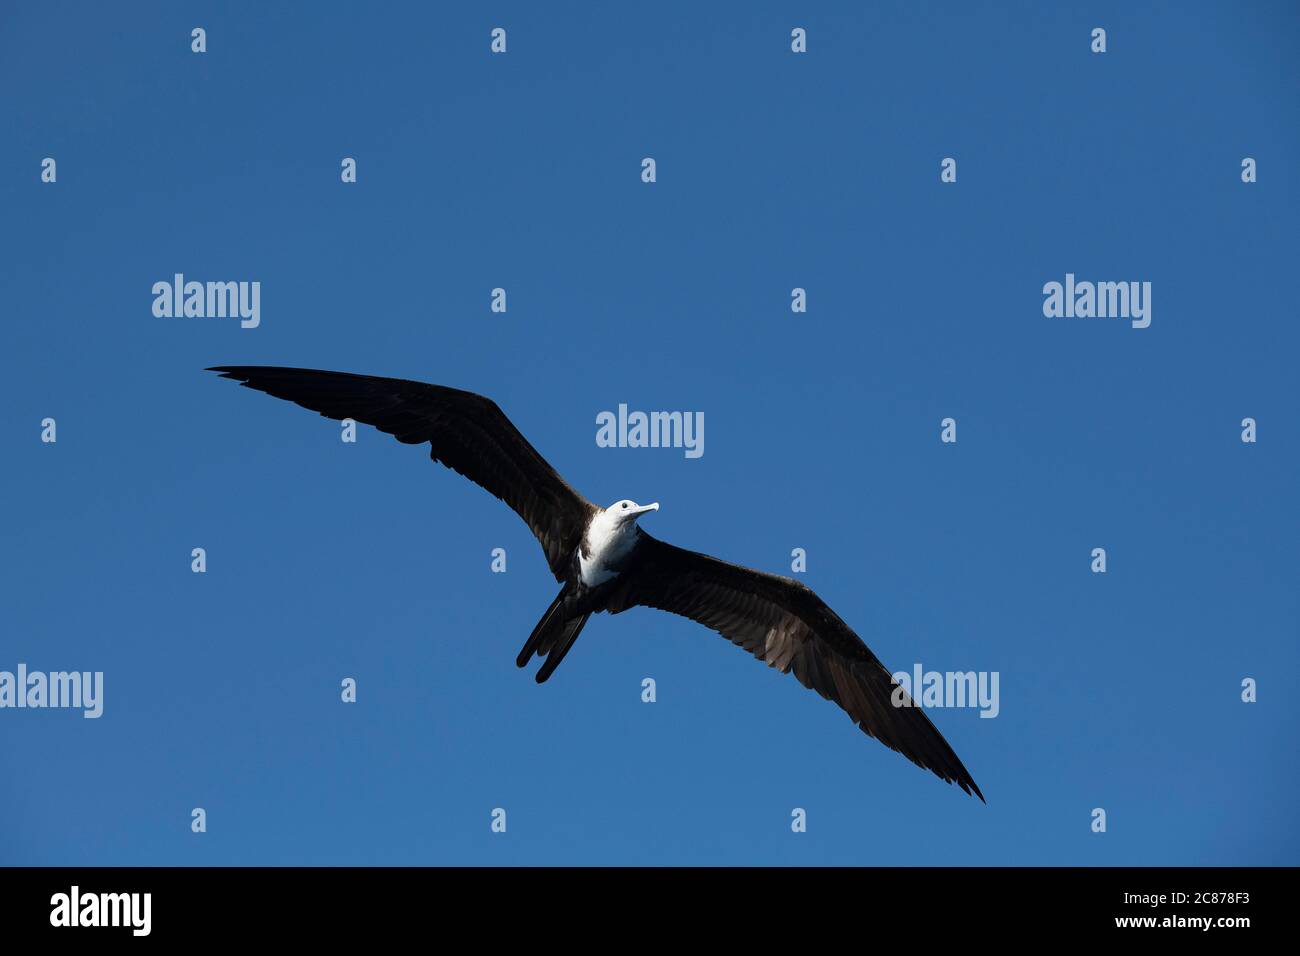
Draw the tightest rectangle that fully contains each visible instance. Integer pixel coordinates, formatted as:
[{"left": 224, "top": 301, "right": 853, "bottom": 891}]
[{"left": 632, "top": 502, "right": 660, "bottom": 517}]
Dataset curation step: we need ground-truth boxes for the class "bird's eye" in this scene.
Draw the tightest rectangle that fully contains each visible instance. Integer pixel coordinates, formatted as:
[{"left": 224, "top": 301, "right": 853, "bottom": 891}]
[{"left": 622, "top": 502, "right": 628, "bottom": 509}]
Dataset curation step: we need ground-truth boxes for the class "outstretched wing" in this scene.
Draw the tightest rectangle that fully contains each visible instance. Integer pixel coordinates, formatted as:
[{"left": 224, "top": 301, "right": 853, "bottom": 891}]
[
  {"left": 608, "top": 533, "right": 984, "bottom": 800},
  {"left": 209, "top": 366, "right": 596, "bottom": 579}
]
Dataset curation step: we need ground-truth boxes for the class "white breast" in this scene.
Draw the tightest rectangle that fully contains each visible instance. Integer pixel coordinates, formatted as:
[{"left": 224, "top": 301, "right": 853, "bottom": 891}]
[{"left": 578, "top": 511, "right": 637, "bottom": 586}]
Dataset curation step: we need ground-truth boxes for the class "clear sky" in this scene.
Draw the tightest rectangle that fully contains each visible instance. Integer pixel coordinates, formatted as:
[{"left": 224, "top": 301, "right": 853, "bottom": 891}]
[{"left": 1, "top": 1, "right": 1296, "bottom": 865}]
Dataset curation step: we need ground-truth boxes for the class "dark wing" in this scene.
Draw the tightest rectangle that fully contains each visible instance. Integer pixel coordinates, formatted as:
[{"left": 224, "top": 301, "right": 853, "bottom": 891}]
[
  {"left": 208, "top": 366, "right": 596, "bottom": 579},
  {"left": 608, "top": 533, "right": 984, "bottom": 800}
]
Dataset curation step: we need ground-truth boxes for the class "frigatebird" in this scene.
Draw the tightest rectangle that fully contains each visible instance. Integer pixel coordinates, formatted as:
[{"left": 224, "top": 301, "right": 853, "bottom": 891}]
[{"left": 209, "top": 366, "right": 984, "bottom": 800}]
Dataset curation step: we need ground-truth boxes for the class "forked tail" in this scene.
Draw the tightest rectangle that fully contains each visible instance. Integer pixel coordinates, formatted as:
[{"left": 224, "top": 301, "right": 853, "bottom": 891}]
[{"left": 516, "top": 585, "right": 591, "bottom": 682}]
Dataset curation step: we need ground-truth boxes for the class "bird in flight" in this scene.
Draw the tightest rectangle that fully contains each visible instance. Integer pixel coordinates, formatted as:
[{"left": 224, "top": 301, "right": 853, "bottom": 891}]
[{"left": 209, "top": 366, "right": 984, "bottom": 800}]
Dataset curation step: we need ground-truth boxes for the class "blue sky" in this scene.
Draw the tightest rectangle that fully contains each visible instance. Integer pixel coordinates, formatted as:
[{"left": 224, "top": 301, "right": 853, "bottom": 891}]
[{"left": 1, "top": 1, "right": 1296, "bottom": 865}]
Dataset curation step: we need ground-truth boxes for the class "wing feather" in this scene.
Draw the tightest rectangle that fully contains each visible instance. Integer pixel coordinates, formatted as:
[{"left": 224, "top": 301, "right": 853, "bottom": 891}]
[
  {"left": 208, "top": 366, "right": 595, "bottom": 579},
  {"left": 611, "top": 533, "right": 984, "bottom": 800}
]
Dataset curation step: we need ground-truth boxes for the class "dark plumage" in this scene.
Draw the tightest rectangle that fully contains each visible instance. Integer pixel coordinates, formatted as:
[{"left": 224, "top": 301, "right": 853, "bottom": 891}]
[{"left": 209, "top": 366, "right": 984, "bottom": 801}]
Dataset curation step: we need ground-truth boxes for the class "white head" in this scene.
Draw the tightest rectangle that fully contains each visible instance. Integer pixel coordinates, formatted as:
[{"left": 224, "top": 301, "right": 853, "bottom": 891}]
[
  {"left": 580, "top": 499, "right": 662, "bottom": 584},
  {"left": 606, "top": 499, "right": 660, "bottom": 526}
]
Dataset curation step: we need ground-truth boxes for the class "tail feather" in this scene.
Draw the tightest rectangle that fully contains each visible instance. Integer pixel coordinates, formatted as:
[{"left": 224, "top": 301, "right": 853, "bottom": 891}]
[
  {"left": 535, "top": 613, "right": 591, "bottom": 683},
  {"left": 516, "top": 587, "right": 568, "bottom": 667},
  {"left": 516, "top": 585, "right": 591, "bottom": 682}
]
